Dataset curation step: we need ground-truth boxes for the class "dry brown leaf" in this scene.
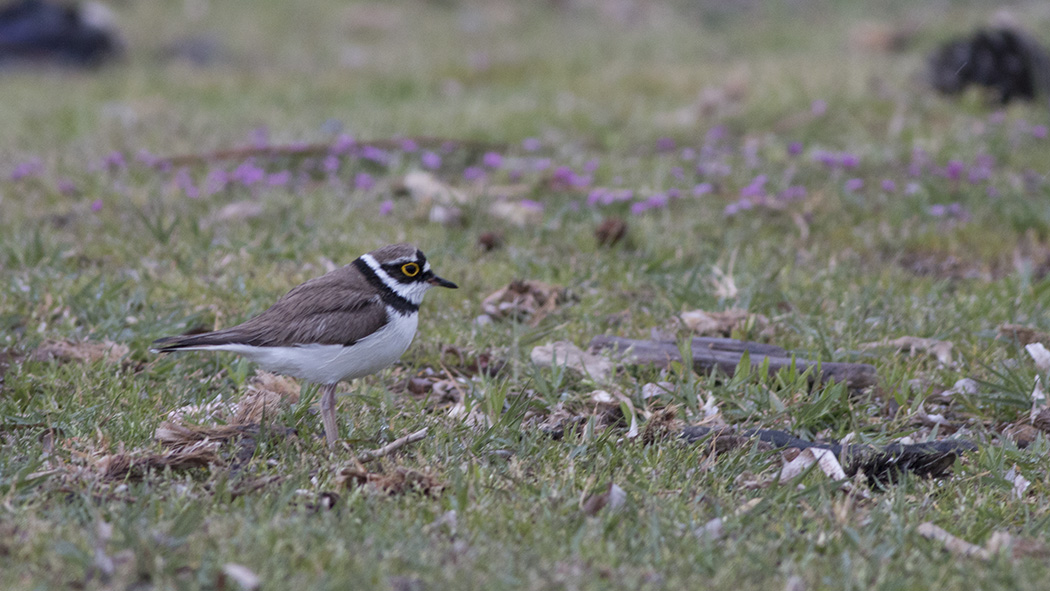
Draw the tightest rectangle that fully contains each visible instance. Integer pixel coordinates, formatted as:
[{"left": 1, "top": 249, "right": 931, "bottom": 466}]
[
  {"left": 998, "top": 324, "right": 1050, "bottom": 346},
  {"left": 488, "top": 200, "right": 544, "bottom": 227},
  {"left": 95, "top": 448, "right": 218, "bottom": 481},
  {"left": 581, "top": 482, "right": 627, "bottom": 516},
  {"left": 640, "top": 406, "right": 683, "bottom": 445},
  {"left": 154, "top": 421, "right": 251, "bottom": 448},
  {"left": 231, "top": 371, "right": 301, "bottom": 424},
  {"left": 480, "top": 280, "right": 570, "bottom": 325},
  {"left": 396, "top": 170, "right": 469, "bottom": 207},
  {"left": 595, "top": 217, "right": 628, "bottom": 247},
  {"left": 680, "top": 309, "right": 769, "bottom": 338},
  {"left": 31, "top": 339, "right": 129, "bottom": 365},
  {"left": 336, "top": 465, "right": 443, "bottom": 497},
  {"left": 859, "top": 336, "right": 954, "bottom": 366}
]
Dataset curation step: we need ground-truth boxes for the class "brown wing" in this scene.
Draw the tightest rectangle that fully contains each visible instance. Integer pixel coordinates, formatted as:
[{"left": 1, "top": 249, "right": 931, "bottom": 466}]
[{"left": 153, "top": 265, "right": 390, "bottom": 349}]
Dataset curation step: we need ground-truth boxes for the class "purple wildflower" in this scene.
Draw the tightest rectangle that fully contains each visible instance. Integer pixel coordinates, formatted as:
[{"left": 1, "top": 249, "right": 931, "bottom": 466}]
[
  {"left": 323, "top": 155, "right": 340, "bottom": 174},
  {"left": 174, "top": 168, "right": 199, "bottom": 198},
  {"left": 631, "top": 201, "right": 649, "bottom": 216},
  {"left": 532, "top": 158, "right": 551, "bottom": 172},
  {"left": 844, "top": 178, "right": 864, "bottom": 192},
  {"left": 482, "top": 152, "right": 503, "bottom": 169},
  {"left": 400, "top": 139, "right": 419, "bottom": 152},
  {"left": 705, "top": 126, "right": 727, "bottom": 143},
  {"left": 692, "top": 183, "right": 712, "bottom": 197},
  {"left": 507, "top": 169, "right": 523, "bottom": 182},
  {"left": 787, "top": 141, "right": 803, "bottom": 156},
  {"left": 232, "top": 160, "right": 265, "bottom": 186},
  {"left": 104, "top": 151, "right": 126, "bottom": 171},
  {"left": 463, "top": 166, "right": 486, "bottom": 182},
  {"left": 929, "top": 204, "right": 947, "bottom": 217},
  {"left": 267, "top": 171, "right": 291, "bottom": 187},
  {"left": 354, "top": 172, "right": 375, "bottom": 190},
  {"left": 421, "top": 151, "right": 441, "bottom": 170},
  {"left": 331, "top": 134, "right": 356, "bottom": 154},
  {"left": 1032, "top": 125, "right": 1049, "bottom": 139},
  {"left": 779, "top": 186, "right": 807, "bottom": 201},
  {"left": 839, "top": 153, "right": 860, "bottom": 168},
  {"left": 522, "top": 137, "right": 542, "bottom": 152},
  {"left": 204, "top": 169, "right": 229, "bottom": 196},
  {"left": 586, "top": 188, "right": 607, "bottom": 206},
  {"left": 11, "top": 158, "right": 42, "bottom": 181},
  {"left": 666, "top": 187, "right": 681, "bottom": 199},
  {"left": 56, "top": 178, "right": 77, "bottom": 195},
  {"left": 881, "top": 179, "right": 896, "bottom": 192},
  {"left": 379, "top": 199, "right": 394, "bottom": 215},
  {"left": 90, "top": 199, "right": 103, "bottom": 212},
  {"left": 135, "top": 149, "right": 159, "bottom": 168},
  {"left": 520, "top": 199, "right": 544, "bottom": 212},
  {"left": 655, "top": 137, "right": 676, "bottom": 152},
  {"left": 360, "top": 145, "right": 389, "bottom": 165},
  {"left": 813, "top": 150, "right": 838, "bottom": 167},
  {"left": 740, "top": 175, "right": 767, "bottom": 198},
  {"left": 646, "top": 193, "right": 669, "bottom": 209},
  {"left": 250, "top": 126, "right": 269, "bottom": 148},
  {"left": 942, "top": 160, "right": 965, "bottom": 181}
]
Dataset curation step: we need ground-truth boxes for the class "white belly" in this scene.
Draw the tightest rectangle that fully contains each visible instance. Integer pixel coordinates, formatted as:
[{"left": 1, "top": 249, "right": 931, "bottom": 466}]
[{"left": 191, "top": 313, "right": 419, "bottom": 384}]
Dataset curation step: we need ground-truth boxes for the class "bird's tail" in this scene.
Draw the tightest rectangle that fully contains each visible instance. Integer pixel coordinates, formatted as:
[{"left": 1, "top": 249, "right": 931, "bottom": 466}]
[{"left": 150, "top": 330, "right": 237, "bottom": 353}]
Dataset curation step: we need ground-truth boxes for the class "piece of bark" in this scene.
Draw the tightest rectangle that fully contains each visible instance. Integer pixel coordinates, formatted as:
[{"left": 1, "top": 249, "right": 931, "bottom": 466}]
[
  {"left": 589, "top": 335, "right": 876, "bottom": 389},
  {"left": 680, "top": 425, "right": 975, "bottom": 481}
]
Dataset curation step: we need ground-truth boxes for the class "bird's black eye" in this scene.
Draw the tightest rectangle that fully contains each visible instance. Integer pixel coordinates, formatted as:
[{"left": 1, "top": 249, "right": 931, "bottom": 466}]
[{"left": 401, "top": 262, "right": 420, "bottom": 277}]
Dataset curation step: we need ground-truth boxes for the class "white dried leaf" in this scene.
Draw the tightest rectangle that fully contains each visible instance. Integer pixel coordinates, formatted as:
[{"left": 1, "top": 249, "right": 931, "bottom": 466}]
[
  {"left": 531, "top": 341, "right": 613, "bottom": 382},
  {"left": 943, "top": 378, "right": 979, "bottom": 397},
  {"left": 779, "top": 448, "right": 847, "bottom": 484},
  {"left": 1032, "top": 376, "right": 1047, "bottom": 422},
  {"left": 1026, "top": 343, "right": 1050, "bottom": 373},
  {"left": 1005, "top": 465, "right": 1031, "bottom": 500},
  {"left": 222, "top": 563, "right": 261, "bottom": 591}
]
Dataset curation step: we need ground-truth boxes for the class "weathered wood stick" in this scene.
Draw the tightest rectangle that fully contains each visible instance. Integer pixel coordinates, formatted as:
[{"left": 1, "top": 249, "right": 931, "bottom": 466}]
[
  {"left": 682, "top": 336, "right": 788, "bottom": 357},
  {"left": 588, "top": 335, "right": 877, "bottom": 389}
]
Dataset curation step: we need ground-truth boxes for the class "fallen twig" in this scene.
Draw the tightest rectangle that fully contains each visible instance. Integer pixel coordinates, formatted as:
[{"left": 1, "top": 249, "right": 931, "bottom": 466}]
[
  {"left": 589, "top": 335, "right": 878, "bottom": 389},
  {"left": 351, "top": 427, "right": 429, "bottom": 463}
]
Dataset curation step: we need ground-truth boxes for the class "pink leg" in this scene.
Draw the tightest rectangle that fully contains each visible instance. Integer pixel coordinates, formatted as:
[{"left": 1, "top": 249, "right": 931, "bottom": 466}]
[{"left": 320, "top": 383, "right": 339, "bottom": 448}]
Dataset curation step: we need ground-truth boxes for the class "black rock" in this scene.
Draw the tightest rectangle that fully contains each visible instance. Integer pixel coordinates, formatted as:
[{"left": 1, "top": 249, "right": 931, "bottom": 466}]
[
  {"left": 929, "top": 27, "right": 1050, "bottom": 104},
  {"left": 0, "top": 0, "right": 121, "bottom": 68}
]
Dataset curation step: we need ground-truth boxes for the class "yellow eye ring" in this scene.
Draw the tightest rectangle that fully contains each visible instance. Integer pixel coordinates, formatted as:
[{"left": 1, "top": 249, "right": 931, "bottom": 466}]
[{"left": 401, "top": 263, "right": 420, "bottom": 277}]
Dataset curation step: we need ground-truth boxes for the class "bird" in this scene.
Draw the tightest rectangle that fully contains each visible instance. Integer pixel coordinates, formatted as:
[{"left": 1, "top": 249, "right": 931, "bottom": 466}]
[{"left": 152, "top": 243, "right": 457, "bottom": 448}]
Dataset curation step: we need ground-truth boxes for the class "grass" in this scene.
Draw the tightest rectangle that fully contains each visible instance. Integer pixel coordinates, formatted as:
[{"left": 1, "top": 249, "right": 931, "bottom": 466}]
[{"left": 4, "top": 0, "right": 1050, "bottom": 588}]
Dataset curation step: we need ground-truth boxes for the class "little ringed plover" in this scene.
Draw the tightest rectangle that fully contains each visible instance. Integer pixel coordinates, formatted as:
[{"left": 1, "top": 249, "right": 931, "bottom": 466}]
[{"left": 152, "top": 243, "right": 457, "bottom": 448}]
